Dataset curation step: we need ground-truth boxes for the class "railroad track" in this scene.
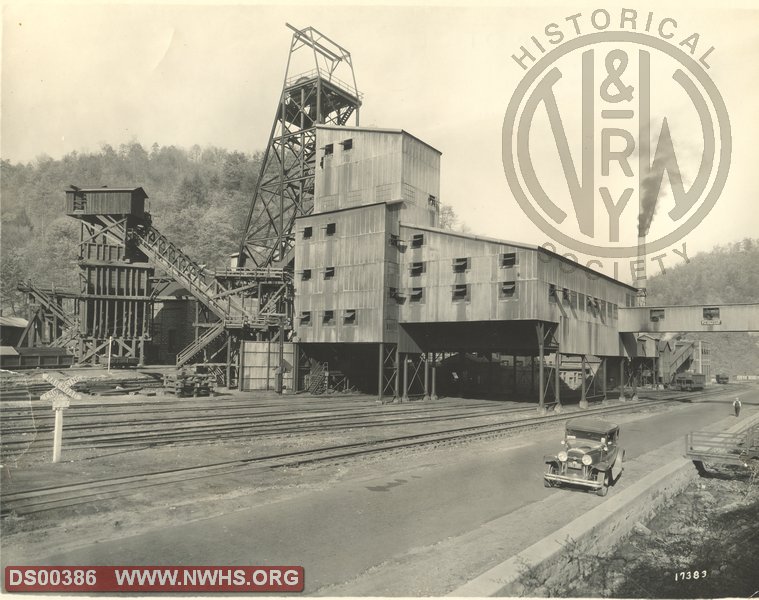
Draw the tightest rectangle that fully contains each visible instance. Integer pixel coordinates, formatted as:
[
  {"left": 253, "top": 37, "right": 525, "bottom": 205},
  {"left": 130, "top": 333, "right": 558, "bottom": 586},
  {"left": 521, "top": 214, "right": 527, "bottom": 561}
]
[{"left": 0, "top": 392, "right": 727, "bottom": 518}]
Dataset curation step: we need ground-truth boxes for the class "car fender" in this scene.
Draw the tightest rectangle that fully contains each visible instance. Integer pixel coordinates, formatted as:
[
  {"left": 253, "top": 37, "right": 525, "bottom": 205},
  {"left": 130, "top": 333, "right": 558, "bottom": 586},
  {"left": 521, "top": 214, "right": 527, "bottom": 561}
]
[{"left": 544, "top": 455, "right": 559, "bottom": 464}]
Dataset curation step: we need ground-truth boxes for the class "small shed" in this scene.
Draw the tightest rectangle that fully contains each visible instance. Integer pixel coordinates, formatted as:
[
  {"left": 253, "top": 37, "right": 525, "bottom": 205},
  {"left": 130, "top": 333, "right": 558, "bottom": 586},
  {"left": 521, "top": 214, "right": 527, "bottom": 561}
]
[{"left": 65, "top": 187, "right": 147, "bottom": 218}]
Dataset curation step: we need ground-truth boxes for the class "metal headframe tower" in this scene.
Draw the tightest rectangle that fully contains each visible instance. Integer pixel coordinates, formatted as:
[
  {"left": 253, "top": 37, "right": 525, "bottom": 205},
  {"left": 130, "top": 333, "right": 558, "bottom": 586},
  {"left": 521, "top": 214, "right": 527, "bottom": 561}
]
[{"left": 237, "top": 23, "right": 362, "bottom": 268}]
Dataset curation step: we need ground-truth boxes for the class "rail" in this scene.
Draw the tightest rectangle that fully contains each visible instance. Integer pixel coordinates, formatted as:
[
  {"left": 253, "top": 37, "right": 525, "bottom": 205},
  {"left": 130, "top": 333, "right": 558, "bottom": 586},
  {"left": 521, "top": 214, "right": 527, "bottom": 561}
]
[{"left": 685, "top": 425, "right": 759, "bottom": 465}]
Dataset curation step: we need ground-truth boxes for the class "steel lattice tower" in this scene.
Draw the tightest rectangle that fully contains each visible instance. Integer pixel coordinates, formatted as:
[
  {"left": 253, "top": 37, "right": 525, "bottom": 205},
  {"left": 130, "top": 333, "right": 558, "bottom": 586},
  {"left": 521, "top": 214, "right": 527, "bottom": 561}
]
[{"left": 238, "top": 24, "right": 362, "bottom": 268}]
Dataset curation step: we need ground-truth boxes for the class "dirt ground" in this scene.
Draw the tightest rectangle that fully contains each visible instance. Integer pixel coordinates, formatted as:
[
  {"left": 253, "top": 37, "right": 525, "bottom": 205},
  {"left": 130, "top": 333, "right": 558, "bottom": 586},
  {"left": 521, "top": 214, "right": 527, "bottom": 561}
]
[{"left": 564, "top": 462, "right": 759, "bottom": 599}]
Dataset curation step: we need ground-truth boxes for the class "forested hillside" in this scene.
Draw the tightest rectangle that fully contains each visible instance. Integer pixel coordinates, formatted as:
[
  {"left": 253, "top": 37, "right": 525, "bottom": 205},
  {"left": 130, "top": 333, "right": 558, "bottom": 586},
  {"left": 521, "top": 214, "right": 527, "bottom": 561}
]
[
  {"left": 1, "top": 143, "right": 262, "bottom": 314},
  {"left": 647, "top": 239, "right": 759, "bottom": 377}
]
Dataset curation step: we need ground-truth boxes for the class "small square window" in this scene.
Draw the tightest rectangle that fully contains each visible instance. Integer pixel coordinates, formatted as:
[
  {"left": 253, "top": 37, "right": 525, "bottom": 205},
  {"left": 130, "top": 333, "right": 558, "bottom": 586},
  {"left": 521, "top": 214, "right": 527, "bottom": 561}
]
[
  {"left": 612, "top": 304, "right": 618, "bottom": 319},
  {"left": 411, "top": 234, "right": 424, "bottom": 248},
  {"left": 501, "top": 252, "right": 517, "bottom": 268},
  {"left": 324, "top": 144, "right": 334, "bottom": 156},
  {"left": 301, "top": 269, "right": 312, "bottom": 281},
  {"left": 500, "top": 281, "right": 517, "bottom": 299},
  {"left": 410, "top": 262, "right": 425, "bottom": 276},
  {"left": 453, "top": 257, "right": 470, "bottom": 273},
  {"left": 389, "top": 233, "right": 401, "bottom": 247},
  {"left": 578, "top": 292, "right": 585, "bottom": 311},
  {"left": 341, "top": 139, "right": 353, "bottom": 150},
  {"left": 326, "top": 222, "right": 336, "bottom": 236},
  {"left": 343, "top": 309, "right": 357, "bottom": 324},
  {"left": 452, "top": 284, "right": 469, "bottom": 301},
  {"left": 303, "top": 226, "right": 313, "bottom": 239},
  {"left": 323, "top": 310, "right": 335, "bottom": 324},
  {"left": 428, "top": 194, "right": 438, "bottom": 207},
  {"left": 410, "top": 287, "right": 424, "bottom": 303},
  {"left": 650, "top": 308, "right": 665, "bottom": 322},
  {"left": 299, "top": 311, "right": 311, "bottom": 325},
  {"left": 324, "top": 266, "right": 335, "bottom": 279},
  {"left": 703, "top": 307, "right": 721, "bottom": 320},
  {"left": 549, "top": 284, "right": 557, "bottom": 303}
]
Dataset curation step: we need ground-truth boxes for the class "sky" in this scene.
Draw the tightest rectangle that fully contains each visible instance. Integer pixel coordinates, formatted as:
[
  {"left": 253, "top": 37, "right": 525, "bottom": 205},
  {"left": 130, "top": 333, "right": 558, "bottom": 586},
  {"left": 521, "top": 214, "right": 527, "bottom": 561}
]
[{"left": 2, "top": 1, "right": 758, "bottom": 284}]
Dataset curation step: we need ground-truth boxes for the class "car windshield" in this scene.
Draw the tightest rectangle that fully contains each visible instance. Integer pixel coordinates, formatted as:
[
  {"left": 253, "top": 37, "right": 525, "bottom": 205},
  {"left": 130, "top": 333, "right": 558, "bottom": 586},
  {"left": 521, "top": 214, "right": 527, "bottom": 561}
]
[{"left": 566, "top": 429, "right": 606, "bottom": 443}]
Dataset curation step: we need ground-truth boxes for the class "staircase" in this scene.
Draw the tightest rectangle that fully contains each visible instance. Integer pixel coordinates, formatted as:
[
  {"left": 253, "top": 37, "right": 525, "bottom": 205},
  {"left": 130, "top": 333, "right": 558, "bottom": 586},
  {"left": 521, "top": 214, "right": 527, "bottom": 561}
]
[
  {"left": 21, "top": 281, "right": 77, "bottom": 330},
  {"left": 667, "top": 342, "right": 695, "bottom": 383},
  {"left": 176, "top": 322, "right": 226, "bottom": 367}
]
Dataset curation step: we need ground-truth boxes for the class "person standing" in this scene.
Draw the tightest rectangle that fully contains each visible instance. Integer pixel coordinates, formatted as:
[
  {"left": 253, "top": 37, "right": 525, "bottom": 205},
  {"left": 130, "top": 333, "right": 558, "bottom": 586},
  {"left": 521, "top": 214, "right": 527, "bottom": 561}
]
[{"left": 733, "top": 397, "right": 742, "bottom": 417}]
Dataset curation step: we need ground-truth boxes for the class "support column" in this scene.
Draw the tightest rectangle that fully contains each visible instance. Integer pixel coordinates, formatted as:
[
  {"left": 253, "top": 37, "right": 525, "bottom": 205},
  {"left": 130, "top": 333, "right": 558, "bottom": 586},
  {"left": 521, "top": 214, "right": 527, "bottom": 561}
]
[
  {"left": 276, "top": 320, "right": 284, "bottom": 394},
  {"left": 423, "top": 353, "right": 430, "bottom": 402},
  {"left": 537, "top": 324, "right": 545, "bottom": 414},
  {"left": 402, "top": 354, "right": 410, "bottom": 403},
  {"left": 619, "top": 358, "right": 626, "bottom": 401},
  {"left": 394, "top": 346, "right": 400, "bottom": 402},
  {"left": 459, "top": 350, "right": 466, "bottom": 398},
  {"left": 579, "top": 355, "right": 588, "bottom": 409},
  {"left": 226, "top": 334, "right": 232, "bottom": 390},
  {"left": 554, "top": 350, "right": 562, "bottom": 411},
  {"left": 431, "top": 352, "right": 438, "bottom": 401},
  {"left": 377, "top": 342, "right": 384, "bottom": 402},
  {"left": 512, "top": 355, "right": 518, "bottom": 397},
  {"left": 602, "top": 357, "right": 607, "bottom": 402},
  {"left": 530, "top": 355, "right": 535, "bottom": 398}
]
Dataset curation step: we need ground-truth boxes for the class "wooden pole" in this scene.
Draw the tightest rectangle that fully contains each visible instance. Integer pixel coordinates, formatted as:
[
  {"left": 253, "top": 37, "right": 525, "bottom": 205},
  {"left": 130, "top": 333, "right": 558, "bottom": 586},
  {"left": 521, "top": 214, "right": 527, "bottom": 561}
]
[
  {"left": 378, "top": 343, "right": 384, "bottom": 402},
  {"left": 402, "top": 355, "right": 409, "bottom": 403},
  {"left": 431, "top": 352, "right": 438, "bottom": 401},
  {"left": 423, "top": 353, "right": 430, "bottom": 402}
]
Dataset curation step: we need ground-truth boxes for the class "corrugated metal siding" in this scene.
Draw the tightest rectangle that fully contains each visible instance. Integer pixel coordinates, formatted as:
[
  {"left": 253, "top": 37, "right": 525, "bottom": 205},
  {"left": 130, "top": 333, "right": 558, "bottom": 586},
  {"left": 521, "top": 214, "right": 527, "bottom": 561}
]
[
  {"left": 313, "top": 129, "right": 440, "bottom": 228},
  {"left": 294, "top": 203, "right": 387, "bottom": 343},
  {"left": 65, "top": 189, "right": 146, "bottom": 217},
  {"left": 240, "top": 341, "right": 294, "bottom": 391}
]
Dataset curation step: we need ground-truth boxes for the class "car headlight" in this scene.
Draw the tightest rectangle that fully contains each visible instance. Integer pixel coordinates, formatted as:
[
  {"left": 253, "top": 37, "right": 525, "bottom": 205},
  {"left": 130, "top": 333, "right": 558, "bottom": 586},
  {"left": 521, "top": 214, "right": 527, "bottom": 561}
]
[
  {"left": 582, "top": 455, "right": 593, "bottom": 466},
  {"left": 558, "top": 451, "right": 568, "bottom": 462}
]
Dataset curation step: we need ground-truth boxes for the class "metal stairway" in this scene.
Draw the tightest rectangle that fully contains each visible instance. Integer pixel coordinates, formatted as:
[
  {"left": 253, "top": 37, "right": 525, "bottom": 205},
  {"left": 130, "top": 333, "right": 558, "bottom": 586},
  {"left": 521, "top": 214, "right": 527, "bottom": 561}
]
[
  {"left": 18, "top": 280, "right": 78, "bottom": 349},
  {"left": 176, "top": 321, "right": 226, "bottom": 367},
  {"left": 668, "top": 342, "right": 695, "bottom": 381}
]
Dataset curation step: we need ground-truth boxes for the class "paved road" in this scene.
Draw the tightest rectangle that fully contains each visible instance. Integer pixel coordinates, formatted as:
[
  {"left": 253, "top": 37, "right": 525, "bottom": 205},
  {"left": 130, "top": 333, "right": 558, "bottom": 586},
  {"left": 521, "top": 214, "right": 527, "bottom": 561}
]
[{"left": 36, "top": 387, "right": 758, "bottom": 593}]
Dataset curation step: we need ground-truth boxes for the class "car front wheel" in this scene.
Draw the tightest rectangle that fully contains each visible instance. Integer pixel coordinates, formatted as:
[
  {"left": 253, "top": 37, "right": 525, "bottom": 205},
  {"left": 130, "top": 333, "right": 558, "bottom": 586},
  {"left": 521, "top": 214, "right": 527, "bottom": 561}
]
[{"left": 596, "top": 470, "right": 609, "bottom": 496}]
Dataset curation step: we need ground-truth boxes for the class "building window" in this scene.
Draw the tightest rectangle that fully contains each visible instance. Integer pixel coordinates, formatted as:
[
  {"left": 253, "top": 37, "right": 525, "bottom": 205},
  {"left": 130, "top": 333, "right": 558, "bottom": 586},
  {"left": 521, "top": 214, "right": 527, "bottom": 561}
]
[
  {"left": 324, "top": 266, "right": 335, "bottom": 279},
  {"left": 299, "top": 311, "right": 311, "bottom": 325},
  {"left": 703, "top": 307, "right": 721, "bottom": 320},
  {"left": 452, "top": 284, "right": 469, "bottom": 301},
  {"left": 343, "top": 309, "right": 357, "bottom": 325},
  {"left": 324, "top": 143, "right": 334, "bottom": 156},
  {"left": 389, "top": 233, "right": 401, "bottom": 247},
  {"left": 452, "top": 257, "right": 470, "bottom": 273},
  {"left": 612, "top": 304, "right": 618, "bottom": 319},
  {"left": 303, "top": 226, "right": 313, "bottom": 239},
  {"left": 411, "top": 234, "right": 424, "bottom": 248},
  {"left": 549, "top": 283, "right": 557, "bottom": 303},
  {"left": 301, "top": 269, "right": 312, "bottom": 281},
  {"left": 578, "top": 292, "right": 585, "bottom": 311},
  {"left": 410, "top": 261, "right": 425, "bottom": 276},
  {"left": 561, "top": 288, "right": 571, "bottom": 303},
  {"left": 323, "top": 310, "right": 335, "bottom": 324},
  {"left": 410, "top": 287, "right": 424, "bottom": 303},
  {"left": 588, "top": 297, "right": 600, "bottom": 314},
  {"left": 500, "top": 281, "right": 517, "bottom": 299},
  {"left": 501, "top": 252, "right": 517, "bottom": 268},
  {"left": 341, "top": 138, "right": 353, "bottom": 151},
  {"left": 650, "top": 308, "right": 665, "bottom": 322},
  {"left": 599, "top": 300, "right": 607, "bottom": 318},
  {"left": 326, "top": 222, "right": 336, "bottom": 236},
  {"left": 428, "top": 194, "right": 438, "bottom": 207}
]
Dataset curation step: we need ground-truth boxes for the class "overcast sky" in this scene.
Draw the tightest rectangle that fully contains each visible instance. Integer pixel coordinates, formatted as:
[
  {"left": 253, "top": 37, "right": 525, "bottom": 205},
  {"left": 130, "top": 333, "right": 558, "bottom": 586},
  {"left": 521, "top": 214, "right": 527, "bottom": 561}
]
[{"left": 2, "top": 1, "right": 758, "bottom": 284}]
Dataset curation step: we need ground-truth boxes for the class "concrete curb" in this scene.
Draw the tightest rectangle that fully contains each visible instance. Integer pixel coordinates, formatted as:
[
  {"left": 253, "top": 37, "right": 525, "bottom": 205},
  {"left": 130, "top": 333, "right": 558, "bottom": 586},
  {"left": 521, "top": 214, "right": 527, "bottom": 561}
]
[{"left": 449, "top": 410, "right": 759, "bottom": 597}]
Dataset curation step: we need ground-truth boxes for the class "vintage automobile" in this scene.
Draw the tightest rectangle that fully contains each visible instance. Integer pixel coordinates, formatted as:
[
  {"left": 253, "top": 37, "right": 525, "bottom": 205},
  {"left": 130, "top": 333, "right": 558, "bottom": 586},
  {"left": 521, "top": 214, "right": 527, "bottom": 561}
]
[{"left": 544, "top": 418, "right": 624, "bottom": 496}]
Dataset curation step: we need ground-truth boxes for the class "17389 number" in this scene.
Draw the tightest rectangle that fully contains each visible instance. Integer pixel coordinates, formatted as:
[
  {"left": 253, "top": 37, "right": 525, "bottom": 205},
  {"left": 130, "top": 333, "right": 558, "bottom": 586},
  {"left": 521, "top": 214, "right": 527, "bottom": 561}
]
[{"left": 675, "top": 570, "right": 707, "bottom": 582}]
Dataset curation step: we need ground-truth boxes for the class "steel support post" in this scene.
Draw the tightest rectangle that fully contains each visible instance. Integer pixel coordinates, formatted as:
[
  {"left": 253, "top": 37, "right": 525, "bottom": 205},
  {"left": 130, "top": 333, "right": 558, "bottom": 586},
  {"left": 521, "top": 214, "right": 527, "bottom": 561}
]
[
  {"left": 602, "top": 357, "right": 607, "bottom": 401},
  {"left": 537, "top": 324, "right": 545, "bottom": 414},
  {"left": 580, "top": 355, "right": 588, "bottom": 409},
  {"left": 431, "top": 352, "right": 438, "bottom": 401},
  {"left": 619, "top": 358, "right": 626, "bottom": 401},
  {"left": 530, "top": 355, "right": 535, "bottom": 397},
  {"left": 394, "top": 346, "right": 400, "bottom": 402},
  {"left": 226, "top": 334, "right": 232, "bottom": 389},
  {"left": 402, "top": 354, "right": 410, "bottom": 403},
  {"left": 555, "top": 350, "right": 562, "bottom": 410},
  {"left": 377, "top": 342, "right": 384, "bottom": 402},
  {"left": 423, "top": 353, "right": 430, "bottom": 402},
  {"left": 512, "top": 355, "right": 517, "bottom": 397}
]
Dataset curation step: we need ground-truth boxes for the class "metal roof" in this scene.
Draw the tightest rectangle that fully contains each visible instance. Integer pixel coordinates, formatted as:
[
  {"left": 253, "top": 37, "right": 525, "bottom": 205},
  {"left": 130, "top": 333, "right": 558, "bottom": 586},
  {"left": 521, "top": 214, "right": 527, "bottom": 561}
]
[
  {"left": 67, "top": 187, "right": 148, "bottom": 195},
  {"left": 566, "top": 417, "right": 619, "bottom": 434}
]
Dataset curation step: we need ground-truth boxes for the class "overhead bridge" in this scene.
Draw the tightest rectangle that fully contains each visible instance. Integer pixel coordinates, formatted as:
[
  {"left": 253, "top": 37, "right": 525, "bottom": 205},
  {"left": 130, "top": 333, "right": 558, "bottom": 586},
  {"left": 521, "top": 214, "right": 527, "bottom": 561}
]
[{"left": 619, "top": 303, "right": 759, "bottom": 333}]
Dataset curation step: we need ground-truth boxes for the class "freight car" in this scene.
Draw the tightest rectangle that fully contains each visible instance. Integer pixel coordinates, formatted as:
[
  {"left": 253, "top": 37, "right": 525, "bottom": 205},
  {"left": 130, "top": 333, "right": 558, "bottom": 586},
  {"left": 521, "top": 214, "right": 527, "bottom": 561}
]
[{"left": 674, "top": 372, "right": 706, "bottom": 391}]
